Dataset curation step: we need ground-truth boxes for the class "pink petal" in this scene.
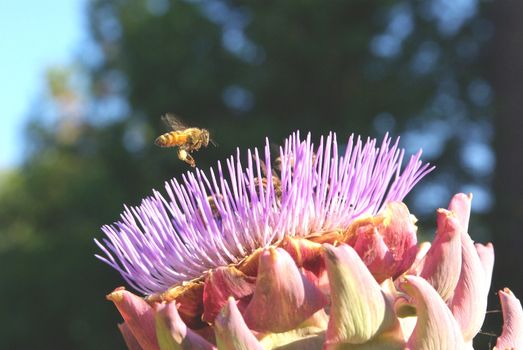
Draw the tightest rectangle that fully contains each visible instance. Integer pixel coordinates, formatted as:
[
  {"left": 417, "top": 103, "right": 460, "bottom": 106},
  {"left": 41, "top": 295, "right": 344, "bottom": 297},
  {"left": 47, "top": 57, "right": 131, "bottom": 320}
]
[
  {"left": 214, "top": 297, "right": 263, "bottom": 350},
  {"left": 242, "top": 247, "right": 327, "bottom": 333},
  {"left": 202, "top": 266, "right": 256, "bottom": 323},
  {"left": 447, "top": 193, "right": 472, "bottom": 230},
  {"left": 346, "top": 202, "right": 418, "bottom": 283},
  {"left": 154, "top": 302, "right": 216, "bottom": 350},
  {"left": 279, "top": 235, "right": 325, "bottom": 275},
  {"left": 449, "top": 227, "right": 488, "bottom": 341},
  {"left": 353, "top": 227, "right": 395, "bottom": 282},
  {"left": 420, "top": 209, "right": 462, "bottom": 302},
  {"left": 323, "top": 243, "right": 403, "bottom": 346},
  {"left": 444, "top": 193, "right": 489, "bottom": 341},
  {"left": 475, "top": 242, "right": 494, "bottom": 294},
  {"left": 118, "top": 323, "right": 144, "bottom": 350},
  {"left": 378, "top": 202, "right": 419, "bottom": 278},
  {"left": 408, "top": 242, "right": 431, "bottom": 275},
  {"left": 107, "top": 288, "right": 159, "bottom": 350},
  {"left": 400, "top": 275, "right": 466, "bottom": 349},
  {"left": 495, "top": 288, "right": 523, "bottom": 350},
  {"left": 149, "top": 281, "right": 206, "bottom": 329},
  {"left": 279, "top": 236, "right": 329, "bottom": 292}
]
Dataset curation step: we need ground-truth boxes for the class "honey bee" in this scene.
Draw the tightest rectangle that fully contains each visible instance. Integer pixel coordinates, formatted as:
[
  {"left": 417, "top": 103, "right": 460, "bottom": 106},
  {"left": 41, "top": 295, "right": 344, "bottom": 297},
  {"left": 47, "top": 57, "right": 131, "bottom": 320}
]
[
  {"left": 154, "top": 114, "right": 215, "bottom": 167},
  {"left": 206, "top": 194, "right": 223, "bottom": 219},
  {"left": 253, "top": 176, "right": 282, "bottom": 200},
  {"left": 254, "top": 155, "right": 283, "bottom": 201}
]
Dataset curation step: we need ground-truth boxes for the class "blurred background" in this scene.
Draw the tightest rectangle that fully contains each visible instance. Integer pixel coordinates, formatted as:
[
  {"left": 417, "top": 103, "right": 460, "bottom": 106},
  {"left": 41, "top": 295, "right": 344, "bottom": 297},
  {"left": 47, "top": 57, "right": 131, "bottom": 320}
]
[{"left": 0, "top": 0, "right": 521, "bottom": 348}]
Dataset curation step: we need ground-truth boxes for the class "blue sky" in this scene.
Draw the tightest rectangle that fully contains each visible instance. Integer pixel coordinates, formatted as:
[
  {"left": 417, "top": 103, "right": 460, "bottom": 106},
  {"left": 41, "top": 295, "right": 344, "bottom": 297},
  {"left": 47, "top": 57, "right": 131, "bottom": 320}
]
[{"left": 0, "top": 0, "right": 85, "bottom": 169}]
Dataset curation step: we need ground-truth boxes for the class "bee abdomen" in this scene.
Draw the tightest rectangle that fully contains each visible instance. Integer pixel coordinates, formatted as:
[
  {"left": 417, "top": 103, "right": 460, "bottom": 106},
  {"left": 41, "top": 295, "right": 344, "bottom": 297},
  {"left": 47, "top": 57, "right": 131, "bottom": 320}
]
[{"left": 155, "top": 132, "right": 182, "bottom": 147}]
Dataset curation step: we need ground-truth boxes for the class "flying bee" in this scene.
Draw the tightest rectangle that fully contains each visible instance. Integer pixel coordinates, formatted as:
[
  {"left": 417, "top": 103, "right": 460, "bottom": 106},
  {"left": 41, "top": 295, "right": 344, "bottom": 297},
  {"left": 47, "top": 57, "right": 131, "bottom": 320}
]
[
  {"left": 154, "top": 114, "right": 216, "bottom": 167},
  {"left": 253, "top": 176, "right": 282, "bottom": 200}
]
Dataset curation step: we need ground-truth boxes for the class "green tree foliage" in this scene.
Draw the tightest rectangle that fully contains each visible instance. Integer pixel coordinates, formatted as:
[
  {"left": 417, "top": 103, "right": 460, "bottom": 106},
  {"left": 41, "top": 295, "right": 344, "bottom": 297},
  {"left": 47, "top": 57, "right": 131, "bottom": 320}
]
[{"left": 0, "top": 0, "right": 497, "bottom": 348}]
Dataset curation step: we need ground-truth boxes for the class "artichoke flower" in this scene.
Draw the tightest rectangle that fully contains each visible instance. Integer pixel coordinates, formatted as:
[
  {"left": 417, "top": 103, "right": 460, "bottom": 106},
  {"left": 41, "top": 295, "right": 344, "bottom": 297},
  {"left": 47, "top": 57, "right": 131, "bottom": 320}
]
[{"left": 96, "top": 132, "right": 523, "bottom": 349}]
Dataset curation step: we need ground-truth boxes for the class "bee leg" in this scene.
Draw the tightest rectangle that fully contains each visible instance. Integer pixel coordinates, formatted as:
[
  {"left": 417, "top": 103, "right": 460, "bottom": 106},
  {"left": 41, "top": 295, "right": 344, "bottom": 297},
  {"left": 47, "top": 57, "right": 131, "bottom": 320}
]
[
  {"left": 186, "top": 154, "right": 196, "bottom": 167},
  {"left": 178, "top": 148, "right": 196, "bottom": 167},
  {"left": 187, "top": 135, "right": 196, "bottom": 150}
]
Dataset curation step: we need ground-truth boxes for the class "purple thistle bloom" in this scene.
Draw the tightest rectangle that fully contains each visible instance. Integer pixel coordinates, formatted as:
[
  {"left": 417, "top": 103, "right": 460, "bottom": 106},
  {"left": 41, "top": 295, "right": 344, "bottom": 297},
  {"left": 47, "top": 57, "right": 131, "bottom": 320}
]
[{"left": 95, "top": 131, "right": 433, "bottom": 295}]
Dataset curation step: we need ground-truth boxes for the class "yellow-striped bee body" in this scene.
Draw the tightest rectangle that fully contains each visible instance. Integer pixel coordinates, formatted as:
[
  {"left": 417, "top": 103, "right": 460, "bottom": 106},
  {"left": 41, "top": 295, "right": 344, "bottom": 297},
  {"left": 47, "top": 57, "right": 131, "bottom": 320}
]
[
  {"left": 154, "top": 128, "right": 209, "bottom": 149},
  {"left": 154, "top": 114, "right": 214, "bottom": 167}
]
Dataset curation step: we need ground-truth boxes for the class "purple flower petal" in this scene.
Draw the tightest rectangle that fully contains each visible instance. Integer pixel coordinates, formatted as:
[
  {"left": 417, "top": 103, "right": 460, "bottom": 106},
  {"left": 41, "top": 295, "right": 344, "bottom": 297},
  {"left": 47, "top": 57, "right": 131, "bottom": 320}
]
[{"left": 96, "top": 132, "right": 433, "bottom": 294}]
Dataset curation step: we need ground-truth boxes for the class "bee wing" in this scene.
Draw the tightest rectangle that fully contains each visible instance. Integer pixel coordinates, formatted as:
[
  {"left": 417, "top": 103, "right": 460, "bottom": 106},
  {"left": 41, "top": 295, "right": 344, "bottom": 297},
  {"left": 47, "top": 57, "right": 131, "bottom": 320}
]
[{"left": 161, "top": 113, "right": 189, "bottom": 131}]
